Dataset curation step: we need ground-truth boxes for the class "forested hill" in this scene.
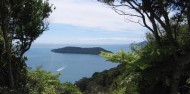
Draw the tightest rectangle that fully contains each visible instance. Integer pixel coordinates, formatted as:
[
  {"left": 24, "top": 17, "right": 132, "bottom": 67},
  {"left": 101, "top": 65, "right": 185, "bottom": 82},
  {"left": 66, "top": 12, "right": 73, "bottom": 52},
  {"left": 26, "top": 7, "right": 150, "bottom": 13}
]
[
  {"left": 51, "top": 46, "right": 112, "bottom": 55},
  {"left": 129, "top": 41, "right": 147, "bottom": 47}
]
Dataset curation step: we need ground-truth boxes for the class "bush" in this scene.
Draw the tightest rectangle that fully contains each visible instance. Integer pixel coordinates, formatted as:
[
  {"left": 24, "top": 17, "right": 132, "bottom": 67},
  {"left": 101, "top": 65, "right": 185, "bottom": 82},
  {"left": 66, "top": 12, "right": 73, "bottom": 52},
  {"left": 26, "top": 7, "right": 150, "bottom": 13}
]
[{"left": 26, "top": 67, "right": 82, "bottom": 94}]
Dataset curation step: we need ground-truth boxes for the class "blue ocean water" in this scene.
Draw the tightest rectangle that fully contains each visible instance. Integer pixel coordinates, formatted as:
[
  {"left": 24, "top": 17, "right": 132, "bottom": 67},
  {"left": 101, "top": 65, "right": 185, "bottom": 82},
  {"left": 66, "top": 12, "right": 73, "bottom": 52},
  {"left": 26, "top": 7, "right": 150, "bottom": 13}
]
[{"left": 25, "top": 44, "right": 129, "bottom": 83}]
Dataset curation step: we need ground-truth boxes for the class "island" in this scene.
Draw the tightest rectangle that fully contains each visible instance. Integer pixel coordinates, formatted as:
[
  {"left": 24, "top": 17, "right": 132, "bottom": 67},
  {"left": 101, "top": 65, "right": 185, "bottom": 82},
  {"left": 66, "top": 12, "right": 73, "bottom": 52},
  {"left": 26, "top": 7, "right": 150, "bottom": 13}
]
[
  {"left": 129, "top": 41, "right": 147, "bottom": 47},
  {"left": 51, "top": 46, "right": 112, "bottom": 55}
]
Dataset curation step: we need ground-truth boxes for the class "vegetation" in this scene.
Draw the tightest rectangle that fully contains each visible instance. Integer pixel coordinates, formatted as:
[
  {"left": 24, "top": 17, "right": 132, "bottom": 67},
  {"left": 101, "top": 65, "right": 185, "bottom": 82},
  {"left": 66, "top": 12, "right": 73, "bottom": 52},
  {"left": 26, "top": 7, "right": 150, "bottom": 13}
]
[
  {"left": 0, "top": 0, "right": 53, "bottom": 92},
  {"left": 26, "top": 67, "right": 61, "bottom": 94},
  {"left": 52, "top": 46, "right": 112, "bottom": 55},
  {"left": 75, "top": 49, "right": 140, "bottom": 94},
  {"left": 0, "top": 67, "right": 82, "bottom": 94},
  {"left": 74, "top": 0, "right": 190, "bottom": 94},
  {"left": 1, "top": 0, "right": 190, "bottom": 94},
  {"left": 75, "top": 64, "right": 126, "bottom": 94},
  {"left": 96, "top": 0, "right": 190, "bottom": 94},
  {"left": 26, "top": 67, "right": 82, "bottom": 94}
]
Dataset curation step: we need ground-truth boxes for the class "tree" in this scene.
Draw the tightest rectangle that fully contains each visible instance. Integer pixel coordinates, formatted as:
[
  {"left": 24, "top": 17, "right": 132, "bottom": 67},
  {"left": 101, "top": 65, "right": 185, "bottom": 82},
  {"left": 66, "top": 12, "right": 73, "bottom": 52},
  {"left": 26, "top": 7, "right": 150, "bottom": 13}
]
[
  {"left": 26, "top": 67, "right": 61, "bottom": 94},
  {"left": 100, "top": 48, "right": 142, "bottom": 94},
  {"left": 0, "top": 0, "right": 53, "bottom": 90},
  {"left": 99, "top": 0, "right": 190, "bottom": 94},
  {"left": 99, "top": 0, "right": 190, "bottom": 46}
]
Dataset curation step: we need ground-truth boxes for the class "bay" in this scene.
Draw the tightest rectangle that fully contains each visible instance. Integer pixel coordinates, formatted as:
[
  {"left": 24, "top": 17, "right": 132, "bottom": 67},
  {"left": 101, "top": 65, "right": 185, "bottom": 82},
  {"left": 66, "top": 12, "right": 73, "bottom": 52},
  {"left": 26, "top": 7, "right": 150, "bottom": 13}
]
[{"left": 25, "top": 44, "right": 129, "bottom": 83}]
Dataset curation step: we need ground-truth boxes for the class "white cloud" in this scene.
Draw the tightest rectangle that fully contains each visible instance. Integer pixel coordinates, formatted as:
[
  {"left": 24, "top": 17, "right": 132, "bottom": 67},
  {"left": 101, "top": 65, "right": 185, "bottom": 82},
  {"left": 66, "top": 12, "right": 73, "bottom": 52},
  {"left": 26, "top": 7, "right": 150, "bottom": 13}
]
[
  {"left": 49, "top": 0, "right": 146, "bottom": 32},
  {"left": 35, "top": 0, "right": 148, "bottom": 44}
]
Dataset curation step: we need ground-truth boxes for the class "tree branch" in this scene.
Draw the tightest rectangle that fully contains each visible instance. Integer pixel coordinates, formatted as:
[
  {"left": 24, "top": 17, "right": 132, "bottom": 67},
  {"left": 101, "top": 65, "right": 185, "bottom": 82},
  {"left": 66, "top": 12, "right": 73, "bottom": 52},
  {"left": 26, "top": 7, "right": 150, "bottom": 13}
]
[{"left": 124, "top": 18, "right": 145, "bottom": 27}]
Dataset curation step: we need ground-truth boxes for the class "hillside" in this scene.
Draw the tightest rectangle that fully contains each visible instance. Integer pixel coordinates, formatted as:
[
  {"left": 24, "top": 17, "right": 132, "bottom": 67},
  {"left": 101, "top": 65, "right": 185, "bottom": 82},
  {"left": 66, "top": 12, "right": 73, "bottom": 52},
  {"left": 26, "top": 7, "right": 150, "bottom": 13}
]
[{"left": 75, "top": 64, "right": 125, "bottom": 94}]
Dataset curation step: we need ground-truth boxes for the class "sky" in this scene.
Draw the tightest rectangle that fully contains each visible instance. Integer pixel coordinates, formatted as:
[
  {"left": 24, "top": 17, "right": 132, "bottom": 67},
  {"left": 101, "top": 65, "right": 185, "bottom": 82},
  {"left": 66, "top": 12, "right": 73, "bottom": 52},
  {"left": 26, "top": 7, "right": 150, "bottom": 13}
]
[{"left": 34, "top": 0, "right": 147, "bottom": 45}]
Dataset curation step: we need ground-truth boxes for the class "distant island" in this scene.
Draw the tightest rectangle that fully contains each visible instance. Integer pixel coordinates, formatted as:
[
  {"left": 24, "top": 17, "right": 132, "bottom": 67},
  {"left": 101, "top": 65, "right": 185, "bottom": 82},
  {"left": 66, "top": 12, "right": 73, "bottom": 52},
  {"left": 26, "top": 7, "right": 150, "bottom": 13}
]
[
  {"left": 129, "top": 41, "right": 147, "bottom": 47},
  {"left": 51, "top": 46, "right": 112, "bottom": 55}
]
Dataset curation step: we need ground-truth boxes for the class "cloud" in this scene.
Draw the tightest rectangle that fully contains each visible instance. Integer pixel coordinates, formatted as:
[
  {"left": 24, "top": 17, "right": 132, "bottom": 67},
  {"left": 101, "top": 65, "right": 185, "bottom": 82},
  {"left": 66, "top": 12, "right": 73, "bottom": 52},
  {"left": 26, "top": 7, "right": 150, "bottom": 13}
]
[
  {"left": 35, "top": 0, "right": 148, "bottom": 44},
  {"left": 49, "top": 0, "right": 146, "bottom": 32},
  {"left": 35, "top": 37, "right": 144, "bottom": 45}
]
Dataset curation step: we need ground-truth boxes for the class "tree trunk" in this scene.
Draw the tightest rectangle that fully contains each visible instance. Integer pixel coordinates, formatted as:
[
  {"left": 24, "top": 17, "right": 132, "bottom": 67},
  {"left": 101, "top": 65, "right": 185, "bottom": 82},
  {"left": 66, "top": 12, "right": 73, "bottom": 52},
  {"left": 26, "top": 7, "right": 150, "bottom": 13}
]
[
  {"left": 149, "top": 12, "right": 161, "bottom": 46},
  {"left": 6, "top": 42, "right": 14, "bottom": 89},
  {"left": 0, "top": 0, "right": 14, "bottom": 89},
  {"left": 2, "top": 22, "right": 14, "bottom": 89}
]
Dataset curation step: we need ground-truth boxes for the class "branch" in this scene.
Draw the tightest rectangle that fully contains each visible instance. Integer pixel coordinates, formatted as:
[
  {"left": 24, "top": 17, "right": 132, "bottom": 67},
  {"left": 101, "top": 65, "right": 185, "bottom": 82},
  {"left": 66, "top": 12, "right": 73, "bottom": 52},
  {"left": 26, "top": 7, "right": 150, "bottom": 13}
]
[
  {"left": 109, "top": 2, "right": 152, "bottom": 29},
  {"left": 124, "top": 18, "right": 145, "bottom": 27},
  {"left": 110, "top": 4, "right": 142, "bottom": 18},
  {"left": 110, "top": 3, "right": 132, "bottom": 8},
  {"left": 128, "top": 1, "right": 154, "bottom": 33}
]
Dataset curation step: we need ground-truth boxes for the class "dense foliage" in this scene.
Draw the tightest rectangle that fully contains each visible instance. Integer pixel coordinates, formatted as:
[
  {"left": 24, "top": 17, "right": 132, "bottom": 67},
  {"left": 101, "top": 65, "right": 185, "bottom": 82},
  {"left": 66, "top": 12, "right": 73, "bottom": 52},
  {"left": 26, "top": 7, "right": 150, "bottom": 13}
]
[
  {"left": 75, "top": 64, "right": 126, "bottom": 94},
  {"left": 26, "top": 67, "right": 82, "bottom": 94},
  {"left": 97, "top": 0, "right": 190, "bottom": 94},
  {"left": 0, "top": 67, "right": 82, "bottom": 94},
  {"left": 0, "top": 0, "right": 53, "bottom": 91}
]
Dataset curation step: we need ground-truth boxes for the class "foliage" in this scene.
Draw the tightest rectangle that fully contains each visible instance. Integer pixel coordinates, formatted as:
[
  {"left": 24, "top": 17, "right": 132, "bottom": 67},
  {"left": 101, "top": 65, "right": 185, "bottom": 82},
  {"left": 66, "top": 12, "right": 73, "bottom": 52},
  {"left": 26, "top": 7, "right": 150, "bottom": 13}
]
[
  {"left": 26, "top": 67, "right": 60, "bottom": 94},
  {"left": 75, "top": 64, "right": 126, "bottom": 94},
  {"left": 100, "top": 48, "right": 141, "bottom": 94},
  {"left": 99, "top": 0, "right": 190, "bottom": 46},
  {"left": 26, "top": 67, "right": 82, "bottom": 94},
  {"left": 76, "top": 48, "right": 142, "bottom": 94},
  {"left": 99, "top": 34, "right": 190, "bottom": 94},
  {"left": 101, "top": 49, "right": 139, "bottom": 64},
  {"left": 98, "top": 0, "right": 190, "bottom": 94},
  {"left": 57, "top": 82, "right": 82, "bottom": 94},
  {"left": 0, "top": 0, "right": 53, "bottom": 90}
]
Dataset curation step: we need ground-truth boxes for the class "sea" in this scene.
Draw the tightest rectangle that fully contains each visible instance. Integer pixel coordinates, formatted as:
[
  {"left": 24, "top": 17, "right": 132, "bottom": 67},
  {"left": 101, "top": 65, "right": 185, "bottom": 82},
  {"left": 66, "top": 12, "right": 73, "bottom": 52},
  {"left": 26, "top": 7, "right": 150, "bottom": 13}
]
[{"left": 25, "top": 44, "right": 130, "bottom": 83}]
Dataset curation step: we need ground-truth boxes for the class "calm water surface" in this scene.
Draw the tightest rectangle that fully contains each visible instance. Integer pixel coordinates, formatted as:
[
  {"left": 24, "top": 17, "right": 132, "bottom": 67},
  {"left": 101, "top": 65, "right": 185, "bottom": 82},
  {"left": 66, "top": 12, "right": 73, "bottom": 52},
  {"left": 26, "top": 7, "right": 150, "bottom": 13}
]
[{"left": 25, "top": 44, "right": 129, "bottom": 83}]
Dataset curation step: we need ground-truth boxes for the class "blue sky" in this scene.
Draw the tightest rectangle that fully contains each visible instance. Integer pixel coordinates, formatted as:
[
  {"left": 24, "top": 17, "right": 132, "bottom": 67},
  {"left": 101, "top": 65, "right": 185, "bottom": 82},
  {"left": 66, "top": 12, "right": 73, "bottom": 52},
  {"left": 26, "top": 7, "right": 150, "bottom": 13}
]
[{"left": 34, "top": 0, "right": 147, "bottom": 45}]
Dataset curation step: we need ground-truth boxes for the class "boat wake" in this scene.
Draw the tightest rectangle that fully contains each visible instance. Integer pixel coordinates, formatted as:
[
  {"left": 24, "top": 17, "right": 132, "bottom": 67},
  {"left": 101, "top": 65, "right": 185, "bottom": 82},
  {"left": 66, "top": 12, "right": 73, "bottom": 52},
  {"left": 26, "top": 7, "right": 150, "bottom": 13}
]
[{"left": 57, "top": 66, "right": 66, "bottom": 72}]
